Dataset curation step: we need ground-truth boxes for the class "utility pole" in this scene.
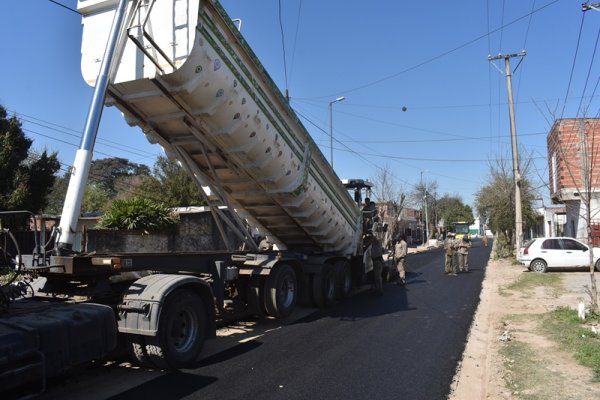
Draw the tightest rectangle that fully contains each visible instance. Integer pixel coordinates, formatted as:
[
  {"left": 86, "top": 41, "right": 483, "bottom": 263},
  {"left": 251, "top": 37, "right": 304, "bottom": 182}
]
[
  {"left": 488, "top": 51, "right": 526, "bottom": 253},
  {"left": 582, "top": 2, "right": 600, "bottom": 12}
]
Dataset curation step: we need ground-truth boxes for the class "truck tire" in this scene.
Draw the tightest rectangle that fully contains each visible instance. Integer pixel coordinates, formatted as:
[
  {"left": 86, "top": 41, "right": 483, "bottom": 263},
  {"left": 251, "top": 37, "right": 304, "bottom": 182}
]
[
  {"left": 312, "top": 264, "right": 337, "bottom": 308},
  {"left": 126, "top": 334, "right": 154, "bottom": 368},
  {"left": 145, "top": 289, "right": 207, "bottom": 370},
  {"left": 334, "top": 260, "right": 352, "bottom": 299},
  {"left": 264, "top": 264, "right": 297, "bottom": 318},
  {"left": 247, "top": 276, "right": 267, "bottom": 317}
]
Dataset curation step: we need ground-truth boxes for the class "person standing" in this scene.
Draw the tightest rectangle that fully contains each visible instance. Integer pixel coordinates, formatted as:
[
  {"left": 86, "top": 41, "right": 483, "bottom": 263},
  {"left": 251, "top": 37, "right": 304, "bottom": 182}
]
[
  {"left": 482, "top": 230, "right": 488, "bottom": 247},
  {"left": 394, "top": 235, "right": 408, "bottom": 286},
  {"left": 370, "top": 234, "right": 384, "bottom": 295},
  {"left": 458, "top": 237, "right": 471, "bottom": 272},
  {"left": 445, "top": 233, "right": 457, "bottom": 275}
]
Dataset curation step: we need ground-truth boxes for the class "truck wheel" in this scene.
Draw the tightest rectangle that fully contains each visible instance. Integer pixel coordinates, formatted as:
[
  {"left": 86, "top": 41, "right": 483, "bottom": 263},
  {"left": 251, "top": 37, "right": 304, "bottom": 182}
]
[
  {"left": 264, "top": 264, "right": 297, "bottom": 318},
  {"left": 126, "top": 334, "right": 154, "bottom": 368},
  {"left": 312, "top": 264, "right": 337, "bottom": 308},
  {"left": 334, "top": 260, "right": 352, "bottom": 299},
  {"left": 145, "top": 289, "right": 207, "bottom": 369},
  {"left": 247, "top": 276, "right": 267, "bottom": 317}
]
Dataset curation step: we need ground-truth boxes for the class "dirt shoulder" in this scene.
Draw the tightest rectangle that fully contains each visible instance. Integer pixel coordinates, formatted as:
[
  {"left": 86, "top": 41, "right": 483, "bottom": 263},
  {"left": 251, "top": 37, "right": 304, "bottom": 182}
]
[{"left": 449, "top": 257, "right": 600, "bottom": 399}]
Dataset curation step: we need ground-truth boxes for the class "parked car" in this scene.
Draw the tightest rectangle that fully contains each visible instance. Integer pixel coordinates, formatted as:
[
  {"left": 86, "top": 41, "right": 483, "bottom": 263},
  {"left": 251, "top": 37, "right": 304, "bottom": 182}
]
[{"left": 518, "top": 237, "right": 600, "bottom": 273}]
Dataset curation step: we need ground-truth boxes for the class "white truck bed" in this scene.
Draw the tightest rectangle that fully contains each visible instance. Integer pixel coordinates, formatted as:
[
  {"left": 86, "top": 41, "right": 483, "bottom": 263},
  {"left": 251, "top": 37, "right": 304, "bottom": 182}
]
[{"left": 77, "top": 0, "right": 361, "bottom": 254}]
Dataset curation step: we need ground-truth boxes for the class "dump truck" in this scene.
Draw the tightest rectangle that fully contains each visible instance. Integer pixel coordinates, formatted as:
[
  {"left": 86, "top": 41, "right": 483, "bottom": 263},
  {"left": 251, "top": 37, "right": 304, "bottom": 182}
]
[{"left": 0, "top": 0, "right": 381, "bottom": 396}]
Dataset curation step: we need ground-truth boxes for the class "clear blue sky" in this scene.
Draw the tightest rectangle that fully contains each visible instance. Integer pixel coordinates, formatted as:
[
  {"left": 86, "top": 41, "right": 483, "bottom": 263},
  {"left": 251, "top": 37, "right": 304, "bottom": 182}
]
[{"left": 1, "top": 0, "right": 599, "bottom": 210}]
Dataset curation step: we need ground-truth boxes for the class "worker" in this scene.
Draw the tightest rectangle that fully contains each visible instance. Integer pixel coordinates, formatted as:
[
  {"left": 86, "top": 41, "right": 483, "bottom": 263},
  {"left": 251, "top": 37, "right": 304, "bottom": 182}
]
[
  {"left": 258, "top": 236, "right": 273, "bottom": 251},
  {"left": 394, "top": 234, "right": 408, "bottom": 286},
  {"left": 369, "top": 234, "right": 384, "bottom": 295},
  {"left": 445, "top": 232, "right": 457, "bottom": 275},
  {"left": 458, "top": 236, "right": 471, "bottom": 272},
  {"left": 362, "top": 197, "right": 378, "bottom": 231}
]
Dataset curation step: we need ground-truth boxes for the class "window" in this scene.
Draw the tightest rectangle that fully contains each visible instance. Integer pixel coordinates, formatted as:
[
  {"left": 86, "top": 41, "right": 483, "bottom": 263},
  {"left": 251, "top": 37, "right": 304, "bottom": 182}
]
[
  {"left": 562, "top": 239, "right": 587, "bottom": 251},
  {"left": 541, "top": 239, "right": 561, "bottom": 250}
]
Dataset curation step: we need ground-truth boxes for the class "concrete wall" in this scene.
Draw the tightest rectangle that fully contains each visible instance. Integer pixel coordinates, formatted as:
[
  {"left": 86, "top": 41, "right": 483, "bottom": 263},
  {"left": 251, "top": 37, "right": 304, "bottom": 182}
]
[{"left": 84, "top": 211, "right": 242, "bottom": 253}]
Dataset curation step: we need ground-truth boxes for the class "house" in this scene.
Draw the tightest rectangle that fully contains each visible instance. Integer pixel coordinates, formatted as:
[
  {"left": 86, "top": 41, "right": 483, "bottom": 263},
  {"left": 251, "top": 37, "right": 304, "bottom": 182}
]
[{"left": 547, "top": 118, "right": 600, "bottom": 245}]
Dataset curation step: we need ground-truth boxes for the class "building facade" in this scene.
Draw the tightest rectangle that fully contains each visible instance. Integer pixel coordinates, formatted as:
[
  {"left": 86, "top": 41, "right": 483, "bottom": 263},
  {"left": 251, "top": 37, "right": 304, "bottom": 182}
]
[{"left": 547, "top": 118, "right": 600, "bottom": 244}]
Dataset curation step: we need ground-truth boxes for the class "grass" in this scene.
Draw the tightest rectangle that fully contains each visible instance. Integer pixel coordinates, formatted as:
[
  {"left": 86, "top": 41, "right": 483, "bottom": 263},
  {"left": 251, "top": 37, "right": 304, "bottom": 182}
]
[
  {"left": 500, "top": 340, "right": 552, "bottom": 400},
  {"left": 499, "top": 272, "right": 562, "bottom": 298},
  {"left": 539, "top": 307, "right": 600, "bottom": 380}
]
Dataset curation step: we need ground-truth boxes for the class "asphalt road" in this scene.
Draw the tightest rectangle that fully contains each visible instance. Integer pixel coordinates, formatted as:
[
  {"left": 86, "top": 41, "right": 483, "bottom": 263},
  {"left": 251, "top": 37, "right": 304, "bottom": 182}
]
[{"left": 41, "top": 239, "right": 491, "bottom": 400}]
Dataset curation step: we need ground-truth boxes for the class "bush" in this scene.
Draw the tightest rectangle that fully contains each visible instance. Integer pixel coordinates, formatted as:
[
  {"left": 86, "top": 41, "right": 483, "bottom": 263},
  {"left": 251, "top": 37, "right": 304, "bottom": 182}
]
[{"left": 97, "top": 197, "right": 179, "bottom": 232}]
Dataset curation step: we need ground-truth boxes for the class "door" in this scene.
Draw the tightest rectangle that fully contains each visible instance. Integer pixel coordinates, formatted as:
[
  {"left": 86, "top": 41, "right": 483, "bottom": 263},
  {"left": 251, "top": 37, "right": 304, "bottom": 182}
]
[{"left": 560, "top": 238, "right": 590, "bottom": 268}]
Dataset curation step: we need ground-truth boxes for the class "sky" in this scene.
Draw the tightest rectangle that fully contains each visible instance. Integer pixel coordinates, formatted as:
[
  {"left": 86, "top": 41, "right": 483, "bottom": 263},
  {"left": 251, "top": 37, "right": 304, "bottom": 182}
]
[{"left": 1, "top": 0, "right": 600, "bottom": 211}]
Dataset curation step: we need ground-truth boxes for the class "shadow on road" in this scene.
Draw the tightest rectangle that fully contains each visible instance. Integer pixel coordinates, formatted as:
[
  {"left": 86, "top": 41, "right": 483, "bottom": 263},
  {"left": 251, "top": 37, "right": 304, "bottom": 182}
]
[{"left": 108, "top": 372, "right": 218, "bottom": 400}]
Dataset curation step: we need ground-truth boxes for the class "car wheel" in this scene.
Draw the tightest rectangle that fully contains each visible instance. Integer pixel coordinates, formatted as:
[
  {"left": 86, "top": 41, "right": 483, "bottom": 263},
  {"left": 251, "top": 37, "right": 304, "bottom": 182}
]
[
  {"left": 530, "top": 259, "right": 547, "bottom": 273},
  {"left": 595, "top": 259, "right": 600, "bottom": 272}
]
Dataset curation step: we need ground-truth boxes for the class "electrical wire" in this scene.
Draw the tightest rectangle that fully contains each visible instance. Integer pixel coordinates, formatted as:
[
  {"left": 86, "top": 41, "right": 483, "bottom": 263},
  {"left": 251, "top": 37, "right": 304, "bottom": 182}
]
[
  {"left": 577, "top": 23, "right": 600, "bottom": 117},
  {"left": 297, "top": 0, "right": 560, "bottom": 100},
  {"left": 561, "top": 11, "right": 587, "bottom": 119},
  {"left": 48, "top": 0, "right": 79, "bottom": 15}
]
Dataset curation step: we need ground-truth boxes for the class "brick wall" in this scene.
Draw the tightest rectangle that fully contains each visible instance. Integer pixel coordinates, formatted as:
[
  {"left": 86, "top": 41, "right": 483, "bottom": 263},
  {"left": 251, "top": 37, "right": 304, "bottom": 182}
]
[{"left": 548, "top": 118, "right": 600, "bottom": 201}]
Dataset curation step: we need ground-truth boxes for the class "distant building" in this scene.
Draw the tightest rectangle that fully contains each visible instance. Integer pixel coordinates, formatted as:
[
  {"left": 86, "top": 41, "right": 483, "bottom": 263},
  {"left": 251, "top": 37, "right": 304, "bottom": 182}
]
[{"left": 547, "top": 118, "right": 600, "bottom": 244}]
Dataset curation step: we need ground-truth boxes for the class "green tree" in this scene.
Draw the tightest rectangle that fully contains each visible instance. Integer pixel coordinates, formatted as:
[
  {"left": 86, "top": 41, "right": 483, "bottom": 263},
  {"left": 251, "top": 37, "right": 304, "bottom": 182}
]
[
  {"left": 81, "top": 183, "right": 110, "bottom": 214},
  {"left": 89, "top": 157, "right": 150, "bottom": 197},
  {"left": 0, "top": 105, "right": 60, "bottom": 221},
  {"left": 437, "top": 195, "right": 474, "bottom": 228},
  {"left": 475, "top": 157, "right": 537, "bottom": 254},
  {"left": 135, "top": 156, "right": 206, "bottom": 207}
]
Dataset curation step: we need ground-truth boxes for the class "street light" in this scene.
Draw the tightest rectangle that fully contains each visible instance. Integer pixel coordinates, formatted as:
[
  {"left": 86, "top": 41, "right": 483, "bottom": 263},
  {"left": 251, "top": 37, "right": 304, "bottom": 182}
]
[
  {"left": 329, "top": 96, "right": 345, "bottom": 167},
  {"left": 421, "top": 170, "right": 429, "bottom": 245}
]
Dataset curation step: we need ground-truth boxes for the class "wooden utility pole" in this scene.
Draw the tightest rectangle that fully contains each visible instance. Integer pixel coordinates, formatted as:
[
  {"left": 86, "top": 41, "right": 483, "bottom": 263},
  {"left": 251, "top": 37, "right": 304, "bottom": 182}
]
[{"left": 488, "top": 51, "right": 527, "bottom": 252}]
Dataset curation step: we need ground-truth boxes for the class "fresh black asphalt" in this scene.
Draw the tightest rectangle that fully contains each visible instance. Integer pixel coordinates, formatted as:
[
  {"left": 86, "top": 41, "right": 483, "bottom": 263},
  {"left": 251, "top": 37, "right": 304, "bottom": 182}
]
[{"left": 109, "top": 239, "right": 492, "bottom": 400}]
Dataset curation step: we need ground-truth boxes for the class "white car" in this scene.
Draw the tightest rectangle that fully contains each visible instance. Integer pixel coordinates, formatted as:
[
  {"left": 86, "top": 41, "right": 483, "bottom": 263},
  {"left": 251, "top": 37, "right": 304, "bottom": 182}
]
[{"left": 519, "top": 237, "right": 600, "bottom": 273}]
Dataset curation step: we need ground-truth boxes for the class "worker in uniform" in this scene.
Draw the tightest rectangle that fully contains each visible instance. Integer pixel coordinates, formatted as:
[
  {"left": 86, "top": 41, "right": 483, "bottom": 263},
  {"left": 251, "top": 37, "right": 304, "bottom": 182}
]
[
  {"left": 445, "top": 232, "right": 457, "bottom": 275},
  {"left": 258, "top": 236, "right": 273, "bottom": 251},
  {"left": 458, "top": 236, "right": 471, "bottom": 272},
  {"left": 362, "top": 197, "right": 377, "bottom": 231},
  {"left": 369, "top": 234, "right": 384, "bottom": 295},
  {"left": 394, "top": 235, "right": 408, "bottom": 286}
]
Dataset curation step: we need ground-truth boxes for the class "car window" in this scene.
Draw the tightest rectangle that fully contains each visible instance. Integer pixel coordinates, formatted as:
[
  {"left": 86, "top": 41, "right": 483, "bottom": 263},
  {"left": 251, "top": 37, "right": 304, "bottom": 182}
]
[
  {"left": 541, "top": 239, "right": 562, "bottom": 250},
  {"left": 523, "top": 240, "right": 535, "bottom": 249},
  {"left": 562, "top": 238, "right": 587, "bottom": 251}
]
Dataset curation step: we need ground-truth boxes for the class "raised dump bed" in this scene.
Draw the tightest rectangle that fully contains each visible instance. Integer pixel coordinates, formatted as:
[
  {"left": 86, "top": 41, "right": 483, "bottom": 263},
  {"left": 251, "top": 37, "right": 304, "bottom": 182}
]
[{"left": 78, "top": 0, "right": 361, "bottom": 254}]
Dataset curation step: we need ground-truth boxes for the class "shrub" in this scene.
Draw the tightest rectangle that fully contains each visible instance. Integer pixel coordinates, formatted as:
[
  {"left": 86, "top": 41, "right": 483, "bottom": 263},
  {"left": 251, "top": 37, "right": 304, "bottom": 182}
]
[{"left": 97, "top": 197, "right": 179, "bottom": 232}]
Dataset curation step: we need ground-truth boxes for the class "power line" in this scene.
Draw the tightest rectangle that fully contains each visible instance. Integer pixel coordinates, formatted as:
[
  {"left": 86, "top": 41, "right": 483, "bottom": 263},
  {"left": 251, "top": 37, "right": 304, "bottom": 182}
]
[
  {"left": 296, "top": 0, "right": 559, "bottom": 100},
  {"left": 561, "top": 11, "right": 587, "bottom": 119},
  {"left": 577, "top": 23, "right": 600, "bottom": 116},
  {"left": 48, "top": 0, "right": 79, "bottom": 14}
]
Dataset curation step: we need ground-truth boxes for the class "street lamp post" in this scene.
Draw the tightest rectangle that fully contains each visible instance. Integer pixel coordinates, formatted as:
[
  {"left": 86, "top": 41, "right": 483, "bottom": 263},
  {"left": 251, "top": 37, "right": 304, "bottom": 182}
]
[
  {"left": 329, "top": 96, "right": 345, "bottom": 167},
  {"left": 421, "top": 170, "right": 429, "bottom": 245}
]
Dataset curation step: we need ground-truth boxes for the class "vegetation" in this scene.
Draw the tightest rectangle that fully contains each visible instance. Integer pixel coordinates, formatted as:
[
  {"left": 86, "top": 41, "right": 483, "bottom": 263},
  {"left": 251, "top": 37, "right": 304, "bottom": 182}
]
[
  {"left": 97, "top": 197, "right": 179, "bottom": 232},
  {"left": 500, "top": 272, "right": 561, "bottom": 298},
  {"left": 136, "top": 156, "right": 207, "bottom": 208},
  {"left": 0, "top": 105, "right": 60, "bottom": 227},
  {"left": 436, "top": 194, "right": 474, "bottom": 228},
  {"left": 475, "top": 156, "right": 537, "bottom": 254},
  {"left": 46, "top": 155, "right": 206, "bottom": 215},
  {"left": 540, "top": 307, "right": 600, "bottom": 379}
]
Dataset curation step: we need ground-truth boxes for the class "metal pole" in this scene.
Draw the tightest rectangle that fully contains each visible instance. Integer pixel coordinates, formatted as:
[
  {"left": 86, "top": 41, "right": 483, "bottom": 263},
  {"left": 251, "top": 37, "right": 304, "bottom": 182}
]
[
  {"left": 329, "top": 101, "right": 333, "bottom": 166},
  {"left": 57, "top": 0, "right": 130, "bottom": 253},
  {"left": 329, "top": 96, "right": 345, "bottom": 167}
]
